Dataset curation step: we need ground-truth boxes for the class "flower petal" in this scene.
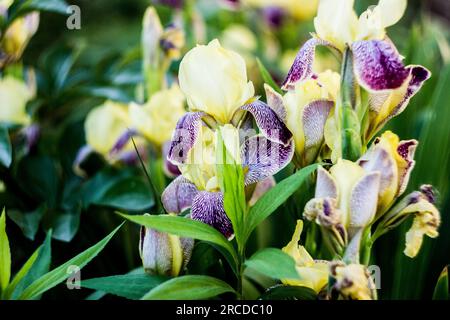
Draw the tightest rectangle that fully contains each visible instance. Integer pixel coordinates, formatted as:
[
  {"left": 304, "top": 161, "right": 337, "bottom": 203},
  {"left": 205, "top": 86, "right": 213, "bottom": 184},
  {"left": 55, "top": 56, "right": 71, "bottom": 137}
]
[
  {"left": 396, "top": 139, "right": 418, "bottom": 196},
  {"left": 161, "top": 176, "right": 198, "bottom": 214},
  {"left": 162, "top": 141, "right": 181, "bottom": 177},
  {"left": 302, "top": 100, "right": 334, "bottom": 164},
  {"left": 264, "top": 83, "right": 286, "bottom": 122},
  {"left": 316, "top": 166, "right": 338, "bottom": 199},
  {"left": 241, "top": 135, "right": 294, "bottom": 185},
  {"left": 352, "top": 40, "right": 410, "bottom": 91},
  {"left": 282, "top": 37, "right": 331, "bottom": 90},
  {"left": 241, "top": 100, "right": 292, "bottom": 146},
  {"left": 191, "top": 191, "right": 233, "bottom": 238},
  {"left": 349, "top": 172, "right": 380, "bottom": 229},
  {"left": 167, "top": 111, "right": 205, "bottom": 165},
  {"left": 248, "top": 176, "right": 276, "bottom": 206}
]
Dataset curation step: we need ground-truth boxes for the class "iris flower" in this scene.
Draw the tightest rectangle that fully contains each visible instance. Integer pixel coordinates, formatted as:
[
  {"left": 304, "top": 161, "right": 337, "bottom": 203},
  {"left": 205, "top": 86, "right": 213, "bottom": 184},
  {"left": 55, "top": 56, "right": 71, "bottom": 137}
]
[
  {"left": 163, "top": 40, "right": 294, "bottom": 237},
  {"left": 283, "top": 0, "right": 430, "bottom": 143}
]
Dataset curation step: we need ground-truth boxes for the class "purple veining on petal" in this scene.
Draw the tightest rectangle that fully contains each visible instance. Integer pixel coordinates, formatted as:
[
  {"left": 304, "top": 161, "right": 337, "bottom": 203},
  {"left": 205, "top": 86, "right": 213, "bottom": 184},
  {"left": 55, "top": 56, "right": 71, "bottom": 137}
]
[
  {"left": 352, "top": 40, "right": 410, "bottom": 91},
  {"left": 168, "top": 112, "right": 205, "bottom": 165},
  {"left": 282, "top": 37, "right": 331, "bottom": 90},
  {"left": 387, "top": 66, "right": 431, "bottom": 121},
  {"left": 161, "top": 176, "right": 198, "bottom": 214},
  {"left": 302, "top": 100, "right": 334, "bottom": 164},
  {"left": 191, "top": 191, "right": 233, "bottom": 239},
  {"left": 241, "top": 135, "right": 294, "bottom": 185},
  {"left": 420, "top": 184, "right": 435, "bottom": 204},
  {"left": 162, "top": 141, "right": 181, "bottom": 177},
  {"left": 241, "top": 100, "right": 292, "bottom": 146},
  {"left": 110, "top": 128, "right": 138, "bottom": 156},
  {"left": 396, "top": 139, "right": 418, "bottom": 196},
  {"left": 349, "top": 172, "right": 380, "bottom": 228}
]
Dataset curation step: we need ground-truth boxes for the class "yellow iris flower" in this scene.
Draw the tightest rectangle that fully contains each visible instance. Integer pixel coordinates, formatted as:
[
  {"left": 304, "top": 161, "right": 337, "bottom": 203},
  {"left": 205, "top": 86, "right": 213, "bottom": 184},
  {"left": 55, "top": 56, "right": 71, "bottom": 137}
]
[{"left": 0, "top": 76, "right": 33, "bottom": 126}]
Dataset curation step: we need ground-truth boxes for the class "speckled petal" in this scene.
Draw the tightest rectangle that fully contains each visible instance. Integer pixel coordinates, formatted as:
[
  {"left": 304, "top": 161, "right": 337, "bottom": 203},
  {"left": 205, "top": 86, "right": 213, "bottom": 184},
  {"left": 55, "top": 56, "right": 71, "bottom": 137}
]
[
  {"left": 168, "top": 112, "right": 205, "bottom": 165},
  {"left": 241, "top": 100, "right": 292, "bottom": 146},
  {"left": 162, "top": 141, "right": 181, "bottom": 177},
  {"left": 191, "top": 191, "right": 233, "bottom": 239},
  {"left": 352, "top": 40, "right": 410, "bottom": 91},
  {"left": 397, "top": 139, "right": 418, "bottom": 196},
  {"left": 241, "top": 135, "right": 294, "bottom": 185},
  {"left": 161, "top": 176, "right": 198, "bottom": 214},
  {"left": 282, "top": 37, "right": 331, "bottom": 90},
  {"left": 349, "top": 172, "right": 380, "bottom": 228}
]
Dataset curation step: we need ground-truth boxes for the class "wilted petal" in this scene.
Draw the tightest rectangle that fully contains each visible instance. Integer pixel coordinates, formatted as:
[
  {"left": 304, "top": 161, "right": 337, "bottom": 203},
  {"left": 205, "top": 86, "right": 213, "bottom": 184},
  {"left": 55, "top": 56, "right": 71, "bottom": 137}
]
[
  {"left": 241, "top": 100, "right": 292, "bottom": 146},
  {"left": 241, "top": 135, "right": 294, "bottom": 185},
  {"left": 352, "top": 40, "right": 410, "bottom": 91},
  {"left": 304, "top": 197, "right": 342, "bottom": 228},
  {"left": 282, "top": 37, "right": 332, "bottom": 90},
  {"left": 302, "top": 100, "right": 334, "bottom": 164},
  {"left": 161, "top": 176, "right": 198, "bottom": 214},
  {"left": 168, "top": 111, "right": 205, "bottom": 165},
  {"left": 349, "top": 172, "right": 380, "bottom": 228},
  {"left": 264, "top": 84, "right": 286, "bottom": 122},
  {"left": 191, "top": 191, "right": 233, "bottom": 238},
  {"left": 316, "top": 166, "right": 338, "bottom": 199}
]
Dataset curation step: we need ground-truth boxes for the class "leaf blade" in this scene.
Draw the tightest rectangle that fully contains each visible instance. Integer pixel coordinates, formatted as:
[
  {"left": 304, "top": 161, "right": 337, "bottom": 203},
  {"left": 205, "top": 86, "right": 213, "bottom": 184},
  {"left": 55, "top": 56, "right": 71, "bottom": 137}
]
[
  {"left": 257, "top": 58, "right": 283, "bottom": 94},
  {"left": 245, "top": 248, "right": 299, "bottom": 280},
  {"left": 0, "top": 208, "right": 11, "bottom": 293}
]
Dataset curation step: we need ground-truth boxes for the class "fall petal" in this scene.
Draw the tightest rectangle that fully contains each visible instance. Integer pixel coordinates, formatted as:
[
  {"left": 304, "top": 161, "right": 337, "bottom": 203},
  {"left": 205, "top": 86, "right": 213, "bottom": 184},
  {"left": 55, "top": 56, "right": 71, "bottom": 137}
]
[{"left": 161, "top": 176, "right": 198, "bottom": 214}]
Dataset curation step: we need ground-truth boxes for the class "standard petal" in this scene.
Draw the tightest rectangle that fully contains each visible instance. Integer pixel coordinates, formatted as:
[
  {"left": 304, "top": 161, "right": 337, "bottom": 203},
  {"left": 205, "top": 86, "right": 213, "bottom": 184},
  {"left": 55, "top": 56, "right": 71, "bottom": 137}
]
[
  {"left": 161, "top": 176, "right": 198, "bottom": 214},
  {"left": 167, "top": 111, "right": 205, "bottom": 165},
  {"left": 241, "top": 135, "right": 294, "bottom": 185},
  {"left": 264, "top": 83, "right": 286, "bottom": 122},
  {"left": 282, "top": 37, "right": 331, "bottom": 90},
  {"left": 352, "top": 40, "right": 410, "bottom": 91},
  {"left": 240, "top": 100, "right": 292, "bottom": 146},
  {"left": 191, "top": 191, "right": 233, "bottom": 239},
  {"left": 349, "top": 172, "right": 380, "bottom": 229},
  {"left": 316, "top": 166, "right": 338, "bottom": 199},
  {"left": 302, "top": 100, "right": 334, "bottom": 164}
]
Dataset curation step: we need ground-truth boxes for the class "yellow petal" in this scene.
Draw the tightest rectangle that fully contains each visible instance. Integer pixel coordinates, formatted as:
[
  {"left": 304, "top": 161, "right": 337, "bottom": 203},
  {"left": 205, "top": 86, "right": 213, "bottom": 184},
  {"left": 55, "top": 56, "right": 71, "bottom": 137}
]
[
  {"left": 179, "top": 39, "right": 254, "bottom": 124},
  {"left": 314, "top": 0, "right": 358, "bottom": 51},
  {"left": 0, "top": 76, "right": 33, "bottom": 125},
  {"left": 377, "top": 0, "right": 407, "bottom": 28}
]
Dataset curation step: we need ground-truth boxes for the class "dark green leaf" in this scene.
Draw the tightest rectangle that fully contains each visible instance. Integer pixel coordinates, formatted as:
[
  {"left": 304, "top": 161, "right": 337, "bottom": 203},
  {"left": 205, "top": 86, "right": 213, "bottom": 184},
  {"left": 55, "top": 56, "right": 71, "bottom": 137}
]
[
  {"left": 244, "top": 164, "right": 318, "bottom": 242},
  {"left": 245, "top": 248, "right": 299, "bottom": 280},
  {"left": 0, "top": 208, "right": 11, "bottom": 293},
  {"left": 51, "top": 209, "right": 81, "bottom": 242},
  {"left": 18, "top": 223, "right": 123, "bottom": 300},
  {"left": 141, "top": 275, "right": 235, "bottom": 300},
  {"left": 0, "top": 126, "right": 12, "bottom": 168},
  {"left": 259, "top": 284, "right": 317, "bottom": 300},
  {"left": 81, "top": 273, "right": 167, "bottom": 300},
  {"left": 256, "top": 58, "right": 282, "bottom": 94},
  {"left": 7, "top": 205, "right": 46, "bottom": 241},
  {"left": 433, "top": 266, "right": 449, "bottom": 300}
]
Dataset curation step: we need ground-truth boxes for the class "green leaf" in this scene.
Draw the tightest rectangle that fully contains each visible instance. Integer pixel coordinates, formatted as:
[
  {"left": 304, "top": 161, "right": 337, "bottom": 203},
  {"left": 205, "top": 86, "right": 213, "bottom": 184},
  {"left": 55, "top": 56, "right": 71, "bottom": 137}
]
[
  {"left": 245, "top": 248, "right": 299, "bottom": 280},
  {"left": 259, "top": 284, "right": 317, "bottom": 300},
  {"left": 244, "top": 164, "right": 318, "bottom": 242},
  {"left": 7, "top": 0, "right": 69, "bottom": 26},
  {"left": 18, "top": 223, "right": 123, "bottom": 300},
  {"left": 118, "top": 213, "right": 238, "bottom": 268},
  {"left": 0, "top": 208, "right": 11, "bottom": 293},
  {"left": 433, "top": 266, "right": 449, "bottom": 300},
  {"left": 81, "top": 273, "right": 167, "bottom": 300},
  {"left": 0, "top": 126, "right": 12, "bottom": 168},
  {"left": 216, "top": 130, "right": 246, "bottom": 249},
  {"left": 256, "top": 58, "right": 282, "bottom": 94},
  {"left": 8, "top": 231, "right": 52, "bottom": 300},
  {"left": 141, "top": 275, "right": 235, "bottom": 300},
  {"left": 7, "top": 205, "right": 46, "bottom": 241}
]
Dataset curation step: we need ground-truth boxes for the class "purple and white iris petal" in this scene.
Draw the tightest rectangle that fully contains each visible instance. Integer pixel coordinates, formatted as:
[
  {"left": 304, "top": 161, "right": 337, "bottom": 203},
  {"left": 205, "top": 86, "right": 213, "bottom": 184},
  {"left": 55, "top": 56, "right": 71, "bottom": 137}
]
[
  {"left": 162, "top": 141, "right": 181, "bottom": 177},
  {"left": 264, "top": 84, "right": 287, "bottom": 122},
  {"left": 282, "top": 37, "right": 331, "bottom": 90},
  {"left": 302, "top": 100, "right": 334, "bottom": 164},
  {"left": 386, "top": 66, "right": 431, "bottom": 121},
  {"left": 396, "top": 139, "right": 418, "bottom": 196},
  {"left": 352, "top": 40, "right": 410, "bottom": 91},
  {"left": 168, "top": 112, "right": 205, "bottom": 165},
  {"left": 241, "top": 135, "right": 294, "bottom": 185},
  {"left": 191, "top": 191, "right": 233, "bottom": 239},
  {"left": 316, "top": 166, "right": 338, "bottom": 199},
  {"left": 241, "top": 100, "right": 292, "bottom": 146},
  {"left": 358, "top": 146, "right": 396, "bottom": 200},
  {"left": 110, "top": 128, "right": 138, "bottom": 156},
  {"left": 248, "top": 176, "right": 276, "bottom": 206},
  {"left": 161, "top": 176, "right": 198, "bottom": 214},
  {"left": 349, "top": 172, "right": 380, "bottom": 230}
]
